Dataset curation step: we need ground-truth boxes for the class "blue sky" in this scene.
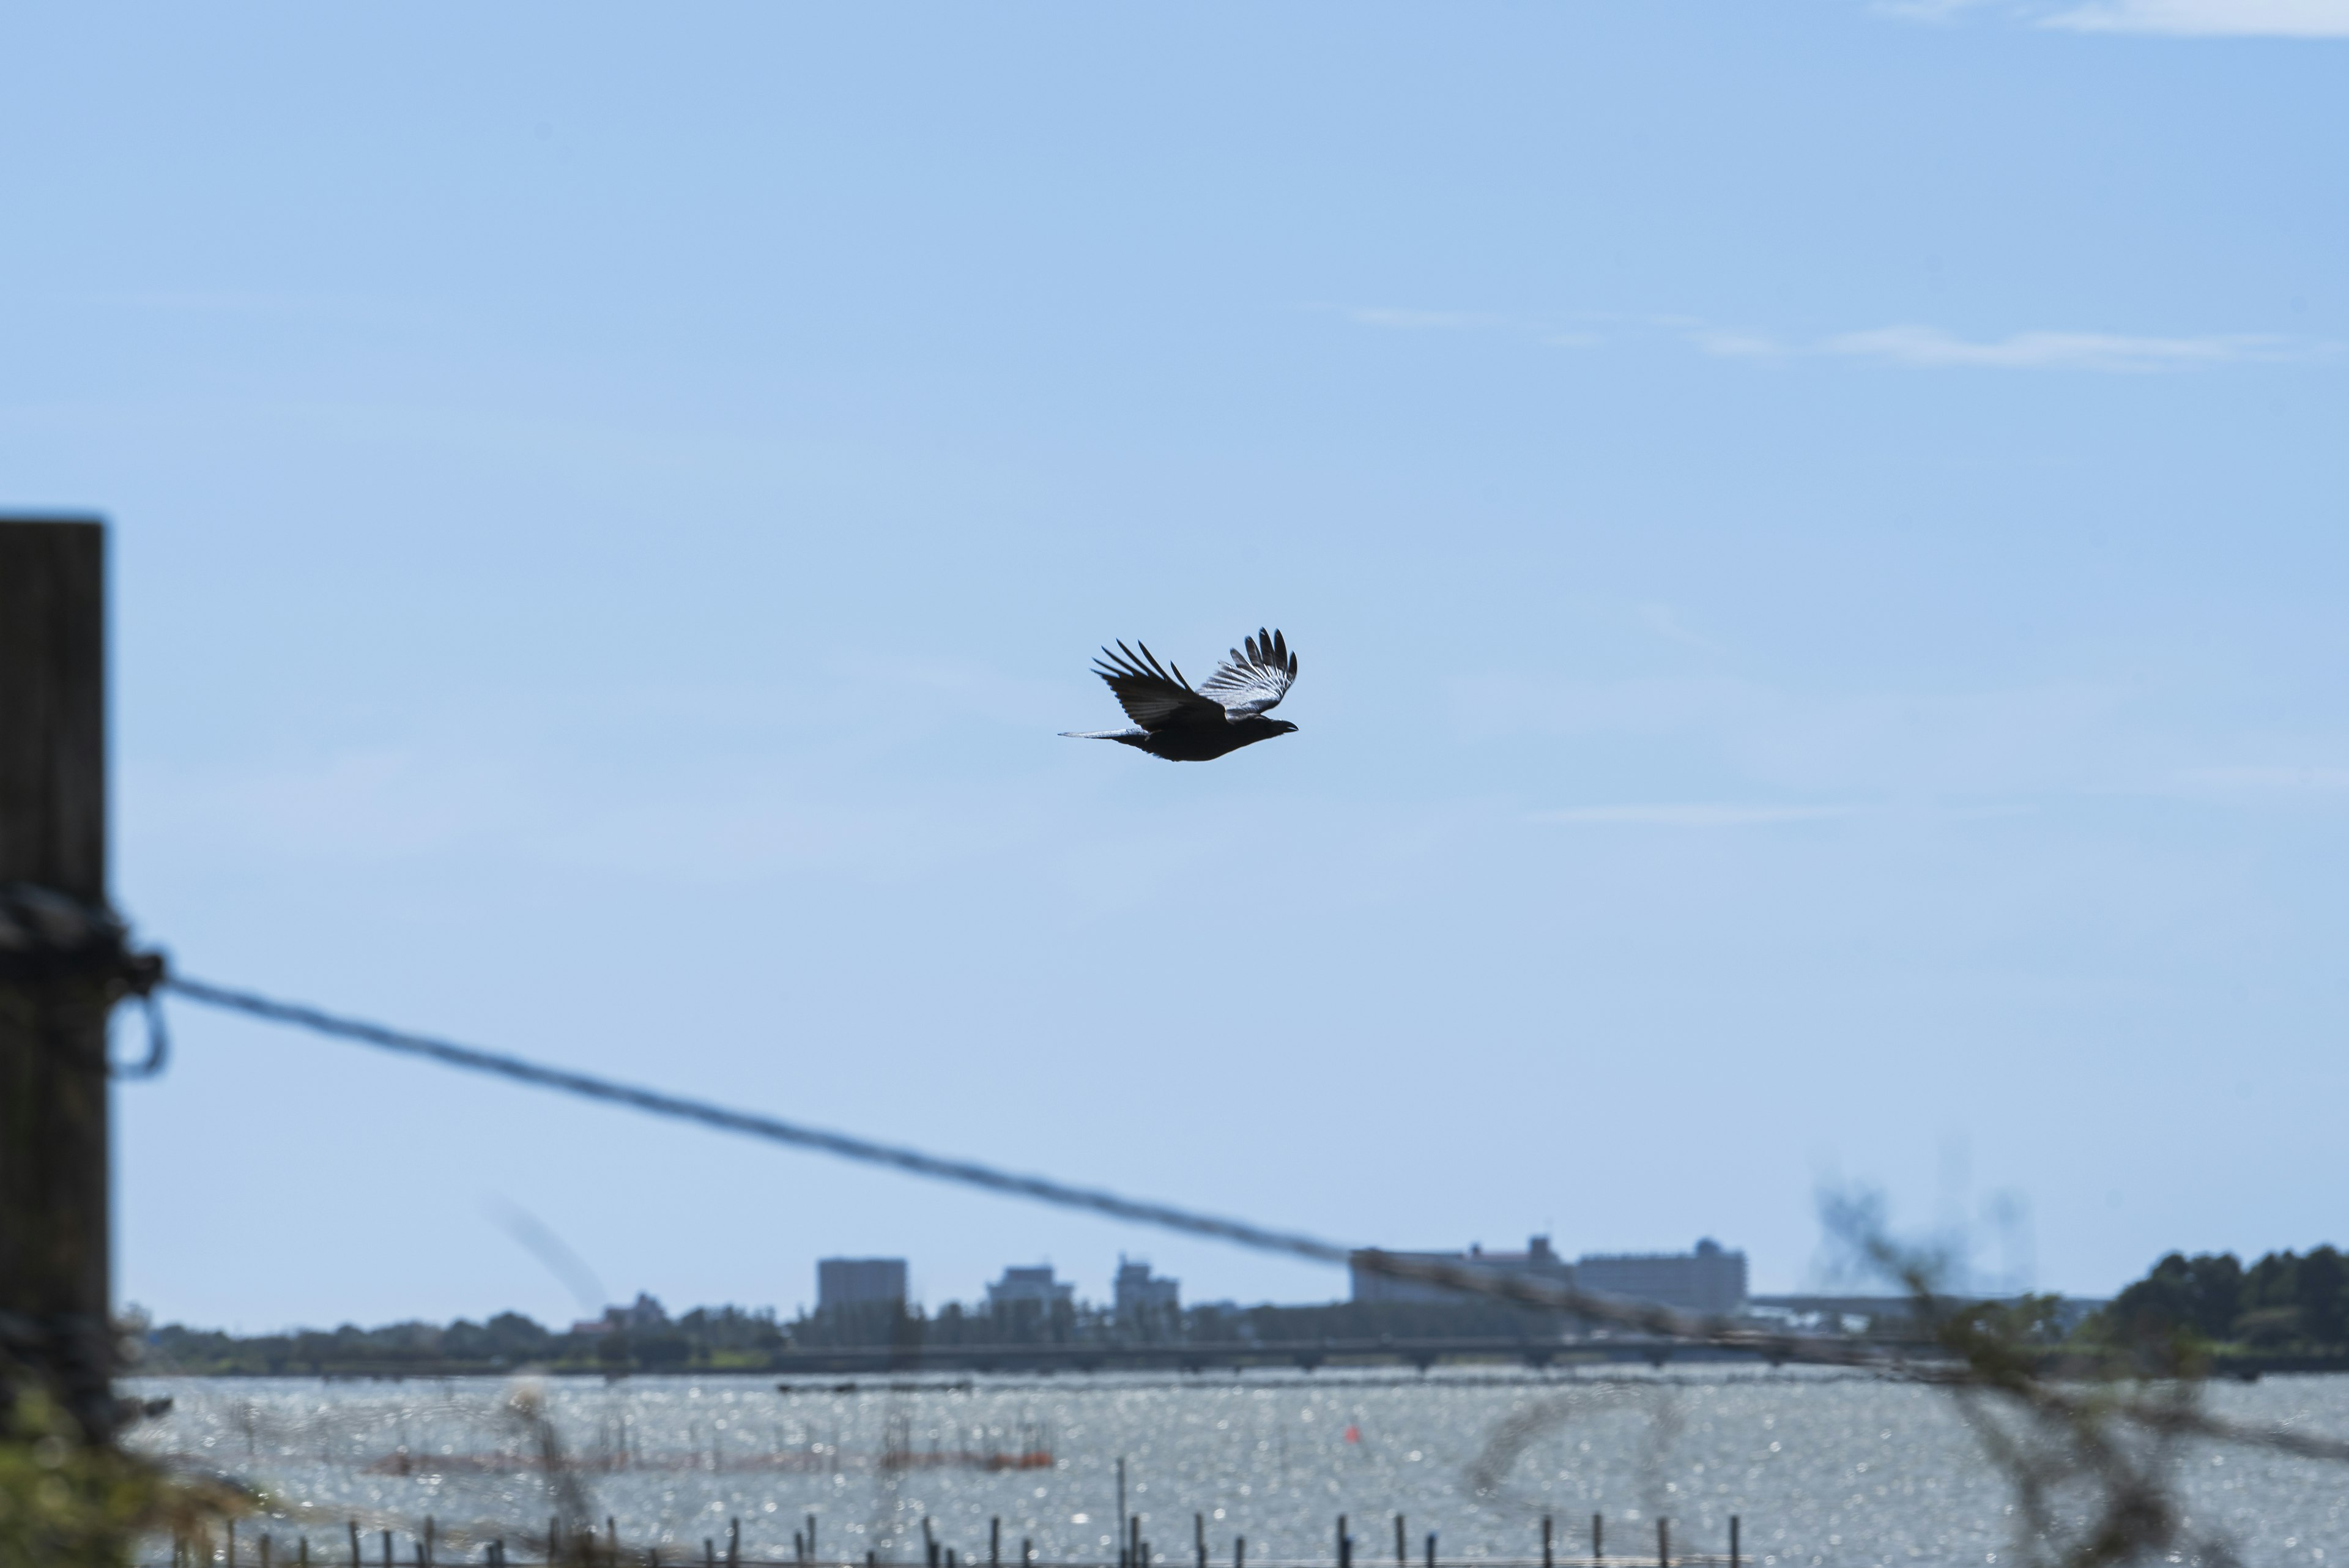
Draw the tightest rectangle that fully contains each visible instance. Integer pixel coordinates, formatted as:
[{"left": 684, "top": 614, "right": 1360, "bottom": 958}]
[{"left": 5, "top": 2, "right": 2345, "bottom": 1330}]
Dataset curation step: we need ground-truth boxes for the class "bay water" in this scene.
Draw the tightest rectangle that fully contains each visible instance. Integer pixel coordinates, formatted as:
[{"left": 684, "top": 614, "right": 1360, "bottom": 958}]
[{"left": 125, "top": 1369, "right": 2349, "bottom": 1566}]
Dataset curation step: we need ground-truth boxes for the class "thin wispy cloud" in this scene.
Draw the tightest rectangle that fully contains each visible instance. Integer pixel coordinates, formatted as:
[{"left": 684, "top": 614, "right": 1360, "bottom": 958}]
[
  {"left": 1309, "top": 301, "right": 1604, "bottom": 347},
  {"left": 1636, "top": 601, "right": 1723, "bottom": 652},
  {"left": 1872, "top": 0, "right": 2349, "bottom": 32},
  {"left": 1323, "top": 303, "right": 2321, "bottom": 374},
  {"left": 1684, "top": 322, "right": 2323, "bottom": 371},
  {"left": 1824, "top": 325, "right": 2310, "bottom": 371},
  {"left": 1687, "top": 329, "right": 1787, "bottom": 359},
  {"left": 1315, "top": 303, "right": 1524, "bottom": 333},
  {"left": 2175, "top": 765, "right": 2349, "bottom": 793},
  {"left": 2044, "top": 0, "right": 2349, "bottom": 34},
  {"left": 1531, "top": 803, "right": 1863, "bottom": 827}
]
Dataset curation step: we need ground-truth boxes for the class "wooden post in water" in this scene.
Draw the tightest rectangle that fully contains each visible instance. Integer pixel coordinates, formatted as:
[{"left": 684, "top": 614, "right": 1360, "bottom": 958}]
[
  {"left": 349, "top": 1522, "right": 360, "bottom": 1567},
  {"left": 1393, "top": 1517, "right": 1405, "bottom": 1567},
  {"left": 1541, "top": 1517, "right": 1551, "bottom": 1568},
  {"left": 425, "top": 1515, "right": 435, "bottom": 1566},
  {"left": 1422, "top": 1536, "right": 1433, "bottom": 1568},
  {"left": 809, "top": 1515, "right": 819, "bottom": 1564},
  {"left": 1234, "top": 1538, "right": 1244, "bottom": 1568},
  {"left": 1655, "top": 1520, "right": 1666, "bottom": 1568},
  {"left": 1336, "top": 1515, "right": 1349, "bottom": 1568},
  {"left": 261, "top": 1533, "right": 273, "bottom": 1568},
  {"left": 995, "top": 1517, "right": 1004, "bottom": 1568},
  {"left": 1728, "top": 1517, "right": 1739, "bottom": 1568},
  {"left": 1590, "top": 1517, "right": 1602, "bottom": 1564},
  {"left": 382, "top": 1526, "right": 393, "bottom": 1567},
  {"left": 0, "top": 519, "right": 116, "bottom": 1447},
  {"left": 1197, "top": 1514, "right": 1208, "bottom": 1568},
  {"left": 730, "top": 1518, "right": 742, "bottom": 1568}
]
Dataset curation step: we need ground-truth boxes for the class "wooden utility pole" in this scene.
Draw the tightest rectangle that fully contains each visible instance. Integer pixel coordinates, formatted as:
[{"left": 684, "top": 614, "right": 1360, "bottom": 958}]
[{"left": 0, "top": 516, "right": 117, "bottom": 1442}]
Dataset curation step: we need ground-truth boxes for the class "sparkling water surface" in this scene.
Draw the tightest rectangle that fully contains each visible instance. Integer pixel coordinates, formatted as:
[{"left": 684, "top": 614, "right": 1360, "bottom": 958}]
[{"left": 124, "top": 1370, "right": 2349, "bottom": 1566}]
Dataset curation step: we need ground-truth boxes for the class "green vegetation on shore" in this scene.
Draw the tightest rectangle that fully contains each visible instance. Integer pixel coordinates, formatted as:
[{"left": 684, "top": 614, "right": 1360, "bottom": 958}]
[
  {"left": 2095, "top": 1245, "right": 2347, "bottom": 1354},
  {"left": 128, "top": 1244, "right": 2348, "bottom": 1378},
  {"left": 136, "top": 1296, "right": 1575, "bottom": 1376}
]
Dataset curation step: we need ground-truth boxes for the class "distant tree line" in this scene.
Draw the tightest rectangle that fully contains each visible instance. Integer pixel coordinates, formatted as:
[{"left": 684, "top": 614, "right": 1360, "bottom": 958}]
[
  {"left": 2096, "top": 1245, "right": 2347, "bottom": 1351},
  {"left": 142, "top": 1305, "right": 784, "bottom": 1376},
  {"left": 143, "top": 1245, "right": 2347, "bottom": 1376},
  {"left": 141, "top": 1295, "right": 1581, "bottom": 1372}
]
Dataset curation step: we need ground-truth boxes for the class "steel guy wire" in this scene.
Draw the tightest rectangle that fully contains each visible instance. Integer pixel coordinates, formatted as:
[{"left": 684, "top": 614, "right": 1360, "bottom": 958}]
[{"left": 161, "top": 973, "right": 1896, "bottom": 1372}]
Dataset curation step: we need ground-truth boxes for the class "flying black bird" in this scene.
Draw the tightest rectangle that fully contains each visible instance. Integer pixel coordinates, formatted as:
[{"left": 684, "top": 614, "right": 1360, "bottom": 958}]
[{"left": 1063, "top": 628, "right": 1301, "bottom": 761}]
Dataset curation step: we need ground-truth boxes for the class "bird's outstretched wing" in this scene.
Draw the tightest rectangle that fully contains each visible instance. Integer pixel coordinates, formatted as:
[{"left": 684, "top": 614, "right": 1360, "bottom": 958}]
[
  {"left": 1093, "top": 641, "right": 1226, "bottom": 731},
  {"left": 1198, "top": 627, "right": 1298, "bottom": 717}
]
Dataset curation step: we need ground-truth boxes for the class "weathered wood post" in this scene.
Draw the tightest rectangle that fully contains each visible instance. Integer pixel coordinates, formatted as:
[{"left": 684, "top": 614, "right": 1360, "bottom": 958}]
[
  {"left": 1728, "top": 1517, "right": 1739, "bottom": 1568},
  {"left": 1591, "top": 1517, "right": 1602, "bottom": 1564},
  {"left": 995, "top": 1517, "right": 1004, "bottom": 1568},
  {"left": 0, "top": 518, "right": 118, "bottom": 1445},
  {"left": 730, "top": 1518, "right": 742, "bottom": 1568},
  {"left": 1422, "top": 1536, "right": 1433, "bottom": 1568},
  {"left": 1197, "top": 1514, "right": 1207, "bottom": 1568},
  {"left": 1654, "top": 1519, "right": 1666, "bottom": 1568},
  {"left": 1542, "top": 1517, "right": 1552, "bottom": 1568},
  {"left": 349, "top": 1520, "right": 362, "bottom": 1566}
]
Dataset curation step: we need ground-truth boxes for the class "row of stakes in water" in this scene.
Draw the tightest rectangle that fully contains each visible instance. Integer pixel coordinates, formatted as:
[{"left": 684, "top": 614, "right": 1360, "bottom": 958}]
[{"left": 172, "top": 1509, "right": 1748, "bottom": 1566}]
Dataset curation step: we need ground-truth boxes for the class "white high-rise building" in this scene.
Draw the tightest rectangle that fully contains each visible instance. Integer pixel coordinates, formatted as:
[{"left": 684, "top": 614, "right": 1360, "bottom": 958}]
[{"left": 1113, "top": 1256, "right": 1180, "bottom": 1326}]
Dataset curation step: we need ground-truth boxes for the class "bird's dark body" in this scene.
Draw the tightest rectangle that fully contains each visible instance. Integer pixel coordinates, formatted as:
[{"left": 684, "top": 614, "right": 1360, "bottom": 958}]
[
  {"left": 1110, "top": 714, "right": 1297, "bottom": 762},
  {"left": 1063, "top": 628, "right": 1303, "bottom": 762}
]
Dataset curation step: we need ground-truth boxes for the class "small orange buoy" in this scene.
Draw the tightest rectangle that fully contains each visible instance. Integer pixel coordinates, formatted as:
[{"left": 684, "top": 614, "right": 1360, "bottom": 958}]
[{"left": 1343, "top": 1425, "right": 1360, "bottom": 1444}]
